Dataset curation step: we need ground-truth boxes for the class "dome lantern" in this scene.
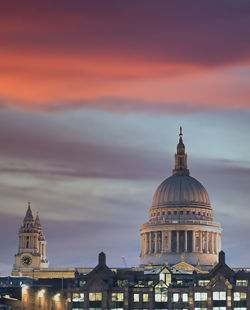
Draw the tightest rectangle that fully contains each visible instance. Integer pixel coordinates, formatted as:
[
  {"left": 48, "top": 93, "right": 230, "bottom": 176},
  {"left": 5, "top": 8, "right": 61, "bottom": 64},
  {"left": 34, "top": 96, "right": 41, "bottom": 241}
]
[{"left": 173, "top": 126, "right": 189, "bottom": 176}]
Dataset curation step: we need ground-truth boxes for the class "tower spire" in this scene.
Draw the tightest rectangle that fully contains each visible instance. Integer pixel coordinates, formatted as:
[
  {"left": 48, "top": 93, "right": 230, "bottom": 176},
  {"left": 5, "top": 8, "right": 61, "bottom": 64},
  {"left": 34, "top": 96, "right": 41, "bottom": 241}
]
[
  {"left": 24, "top": 201, "right": 33, "bottom": 220},
  {"left": 172, "top": 127, "right": 189, "bottom": 176},
  {"left": 35, "top": 211, "right": 41, "bottom": 227}
]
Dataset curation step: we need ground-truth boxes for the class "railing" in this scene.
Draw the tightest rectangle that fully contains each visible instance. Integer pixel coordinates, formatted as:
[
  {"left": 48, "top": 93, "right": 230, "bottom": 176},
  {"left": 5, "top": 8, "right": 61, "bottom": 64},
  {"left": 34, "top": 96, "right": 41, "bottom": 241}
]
[{"left": 140, "top": 219, "right": 221, "bottom": 229}]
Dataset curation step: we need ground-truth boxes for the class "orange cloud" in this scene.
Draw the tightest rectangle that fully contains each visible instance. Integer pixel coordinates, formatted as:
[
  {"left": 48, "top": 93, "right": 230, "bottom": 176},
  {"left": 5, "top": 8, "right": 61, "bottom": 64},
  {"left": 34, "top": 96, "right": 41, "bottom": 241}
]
[{"left": 0, "top": 1, "right": 250, "bottom": 113}]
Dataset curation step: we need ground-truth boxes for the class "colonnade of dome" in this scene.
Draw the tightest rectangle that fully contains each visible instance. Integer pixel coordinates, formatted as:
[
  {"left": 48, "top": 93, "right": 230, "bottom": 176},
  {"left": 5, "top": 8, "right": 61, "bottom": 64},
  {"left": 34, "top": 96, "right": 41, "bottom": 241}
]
[{"left": 140, "top": 128, "right": 222, "bottom": 268}]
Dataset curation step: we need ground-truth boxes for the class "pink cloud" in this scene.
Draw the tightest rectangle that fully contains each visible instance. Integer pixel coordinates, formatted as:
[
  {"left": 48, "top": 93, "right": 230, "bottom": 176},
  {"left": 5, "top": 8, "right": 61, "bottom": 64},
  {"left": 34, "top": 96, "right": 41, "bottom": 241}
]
[{"left": 0, "top": 1, "right": 250, "bottom": 113}]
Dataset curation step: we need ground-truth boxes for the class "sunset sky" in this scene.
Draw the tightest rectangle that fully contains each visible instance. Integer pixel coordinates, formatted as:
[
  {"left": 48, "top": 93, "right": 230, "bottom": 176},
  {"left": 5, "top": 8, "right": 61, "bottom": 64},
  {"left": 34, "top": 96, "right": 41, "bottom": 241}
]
[{"left": 0, "top": 1, "right": 250, "bottom": 275}]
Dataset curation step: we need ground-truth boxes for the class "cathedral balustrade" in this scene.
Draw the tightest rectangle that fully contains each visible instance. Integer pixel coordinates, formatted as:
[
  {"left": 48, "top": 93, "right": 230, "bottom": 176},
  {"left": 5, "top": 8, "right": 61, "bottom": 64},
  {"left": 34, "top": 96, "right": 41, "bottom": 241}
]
[{"left": 141, "top": 219, "right": 221, "bottom": 228}]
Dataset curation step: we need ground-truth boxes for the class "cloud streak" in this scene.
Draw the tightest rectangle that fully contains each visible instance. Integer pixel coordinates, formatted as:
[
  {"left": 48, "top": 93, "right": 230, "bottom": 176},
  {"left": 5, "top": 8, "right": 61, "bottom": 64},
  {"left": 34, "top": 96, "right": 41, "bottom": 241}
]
[{"left": 0, "top": 1, "right": 250, "bottom": 113}]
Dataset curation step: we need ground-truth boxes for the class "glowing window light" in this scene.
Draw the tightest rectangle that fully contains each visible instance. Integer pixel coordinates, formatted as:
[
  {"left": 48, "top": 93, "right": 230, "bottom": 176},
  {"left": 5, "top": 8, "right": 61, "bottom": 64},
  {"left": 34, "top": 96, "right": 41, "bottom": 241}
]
[
  {"left": 54, "top": 293, "right": 60, "bottom": 301},
  {"left": 22, "top": 284, "right": 29, "bottom": 294},
  {"left": 38, "top": 289, "right": 45, "bottom": 297}
]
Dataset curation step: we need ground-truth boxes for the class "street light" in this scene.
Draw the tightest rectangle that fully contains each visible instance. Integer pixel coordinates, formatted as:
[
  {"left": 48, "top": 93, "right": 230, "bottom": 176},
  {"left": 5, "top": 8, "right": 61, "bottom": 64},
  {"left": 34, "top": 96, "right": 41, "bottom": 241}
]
[
  {"left": 38, "top": 289, "right": 45, "bottom": 297},
  {"left": 21, "top": 284, "right": 29, "bottom": 294}
]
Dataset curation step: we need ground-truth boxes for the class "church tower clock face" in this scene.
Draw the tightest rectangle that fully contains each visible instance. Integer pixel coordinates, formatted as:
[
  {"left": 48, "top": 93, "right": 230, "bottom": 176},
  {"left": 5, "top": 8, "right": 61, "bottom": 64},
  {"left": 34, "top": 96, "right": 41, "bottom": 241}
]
[{"left": 21, "top": 255, "right": 32, "bottom": 266}]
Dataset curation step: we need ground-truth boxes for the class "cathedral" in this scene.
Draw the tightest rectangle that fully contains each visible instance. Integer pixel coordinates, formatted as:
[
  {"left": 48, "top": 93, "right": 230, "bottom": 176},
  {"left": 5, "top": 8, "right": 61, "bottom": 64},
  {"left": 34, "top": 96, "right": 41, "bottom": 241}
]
[
  {"left": 3, "top": 129, "right": 249, "bottom": 309},
  {"left": 12, "top": 128, "right": 222, "bottom": 277}
]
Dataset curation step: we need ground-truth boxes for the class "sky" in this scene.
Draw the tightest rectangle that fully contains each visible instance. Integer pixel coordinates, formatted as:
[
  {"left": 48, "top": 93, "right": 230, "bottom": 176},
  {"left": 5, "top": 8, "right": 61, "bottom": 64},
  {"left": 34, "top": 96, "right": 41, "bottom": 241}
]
[{"left": 0, "top": 1, "right": 250, "bottom": 275}]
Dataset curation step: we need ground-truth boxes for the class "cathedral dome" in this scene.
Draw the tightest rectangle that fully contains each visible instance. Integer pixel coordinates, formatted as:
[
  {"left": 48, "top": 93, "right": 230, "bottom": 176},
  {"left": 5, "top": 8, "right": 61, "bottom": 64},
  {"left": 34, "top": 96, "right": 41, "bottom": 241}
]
[
  {"left": 140, "top": 128, "right": 222, "bottom": 268},
  {"left": 151, "top": 174, "right": 211, "bottom": 209}
]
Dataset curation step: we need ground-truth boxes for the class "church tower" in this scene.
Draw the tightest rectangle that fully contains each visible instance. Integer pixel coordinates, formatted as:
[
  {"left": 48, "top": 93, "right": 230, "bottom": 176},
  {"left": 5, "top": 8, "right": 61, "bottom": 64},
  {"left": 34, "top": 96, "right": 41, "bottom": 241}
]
[{"left": 12, "top": 203, "right": 49, "bottom": 276}]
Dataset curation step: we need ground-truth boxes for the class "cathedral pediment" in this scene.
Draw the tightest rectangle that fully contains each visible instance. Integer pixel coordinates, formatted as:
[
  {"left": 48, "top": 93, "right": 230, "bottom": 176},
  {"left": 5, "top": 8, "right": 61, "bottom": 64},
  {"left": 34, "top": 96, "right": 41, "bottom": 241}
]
[{"left": 172, "top": 261, "right": 205, "bottom": 273}]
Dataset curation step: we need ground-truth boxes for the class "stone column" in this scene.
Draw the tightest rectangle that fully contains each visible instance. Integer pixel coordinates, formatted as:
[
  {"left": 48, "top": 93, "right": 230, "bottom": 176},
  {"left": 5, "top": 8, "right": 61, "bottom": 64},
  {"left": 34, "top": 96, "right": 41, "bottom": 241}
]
[
  {"left": 148, "top": 232, "right": 152, "bottom": 254},
  {"left": 192, "top": 231, "right": 195, "bottom": 252},
  {"left": 211, "top": 232, "right": 214, "bottom": 254},
  {"left": 176, "top": 231, "right": 179, "bottom": 253},
  {"left": 206, "top": 231, "right": 209, "bottom": 253},
  {"left": 161, "top": 231, "right": 165, "bottom": 252},
  {"left": 184, "top": 230, "right": 188, "bottom": 252},
  {"left": 155, "top": 232, "right": 158, "bottom": 253},
  {"left": 217, "top": 233, "right": 220, "bottom": 254},
  {"left": 145, "top": 233, "right": 149, "bottom": 254},
  {"left": 168, "top": 231, "right": 171, "bottom": 252},
  {"left": 144, "top": 233, "right": 147, "bottom": 255},
  {"left": 199, "top": 231, "right": 203, "bottom": 253},
  {"left": 214, "top": 233, "right": 217, "bottom": 254}
]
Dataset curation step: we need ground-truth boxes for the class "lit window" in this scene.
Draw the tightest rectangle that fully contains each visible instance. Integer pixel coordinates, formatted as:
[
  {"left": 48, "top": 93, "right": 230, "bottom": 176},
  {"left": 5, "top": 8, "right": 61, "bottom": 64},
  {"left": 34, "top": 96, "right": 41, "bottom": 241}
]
[
  {"left": 173, "top": 293, "right": 179, "bottom": 302},
  {"left": 143, "top": 293, "right": 148, "bottom": 302},
  {"left": 89, "top": 292, "right": 102, "bottom": 301},
  {"left": 233, "top": 308, "right": 247, "bottom": 310},
  {"left": 194, "top": 308, "right": 208, "bottom": 310},
  {"left": 212, "top": 308, "right": 226, "bottom": 310},
  {"left": 155, "top": 282, "right": 168, "bottom": 302},
  {"left": 112, "top": 293, "right": 124, "bottom": 302},
  {"left": 198, "top": 280, "right": 209, "bottom": 287},
  {"left": 160, "top": 273, "right": 165, "bottom": 281},
  {"left": 134, "top": 293, "right": 140, "bottom": 302},
  {"left": 234, "top": 292, "right": 247, "bottom": 301},
  {"left": 72, "top": 293, "right": 84, "bottom": 301},
  {"left": 213, "top": 291, "right": 226, "bottom": 300},
  {"left": 236, "top": 280, "right": 248, "bottom": 286},
  {"left": 194, "top": 292, "right": 208, "bottom": 301},
  {"left": 182, "top": 293, "right": 188, "bottom": 302},
  {"left": 155, "top": 292, "right": 167, "bottom": 302}
]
